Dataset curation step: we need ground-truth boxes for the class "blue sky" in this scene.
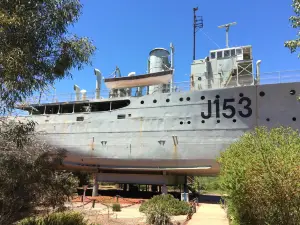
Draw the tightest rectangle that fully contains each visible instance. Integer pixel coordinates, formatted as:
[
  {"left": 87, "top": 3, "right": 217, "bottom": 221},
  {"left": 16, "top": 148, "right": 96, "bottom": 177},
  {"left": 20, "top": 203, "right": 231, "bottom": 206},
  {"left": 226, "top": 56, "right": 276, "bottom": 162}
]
[{"left": 52, "top": 0, "right": 300, "bottom": 96}]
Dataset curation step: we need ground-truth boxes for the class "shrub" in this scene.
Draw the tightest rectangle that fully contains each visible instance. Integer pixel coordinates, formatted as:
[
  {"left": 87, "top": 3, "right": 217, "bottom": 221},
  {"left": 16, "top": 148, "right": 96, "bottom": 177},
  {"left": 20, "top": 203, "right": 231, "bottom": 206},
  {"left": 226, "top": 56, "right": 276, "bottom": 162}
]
[
  {"left": 218, "top": 126, "right": 300, "bottom": 225},
  {"left": 112, "top": 203, "right": 121, "bottom": 212},
  {"left": 139, "top": 194, "right": 189, "bottom": 216},
  {"left": 145, "top": 203, "right": 171, "bottom": 225},
  {"left": 18, "top": 211, "right": 88, "bottom": 225}
]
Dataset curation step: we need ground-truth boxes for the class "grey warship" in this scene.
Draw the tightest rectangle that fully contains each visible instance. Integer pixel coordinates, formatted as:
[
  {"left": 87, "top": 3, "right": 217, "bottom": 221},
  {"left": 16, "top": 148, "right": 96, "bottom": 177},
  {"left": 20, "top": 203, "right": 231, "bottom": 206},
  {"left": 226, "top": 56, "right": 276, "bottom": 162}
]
[{"left": 15, "top": 22, "right": 300, "bottom": 188}]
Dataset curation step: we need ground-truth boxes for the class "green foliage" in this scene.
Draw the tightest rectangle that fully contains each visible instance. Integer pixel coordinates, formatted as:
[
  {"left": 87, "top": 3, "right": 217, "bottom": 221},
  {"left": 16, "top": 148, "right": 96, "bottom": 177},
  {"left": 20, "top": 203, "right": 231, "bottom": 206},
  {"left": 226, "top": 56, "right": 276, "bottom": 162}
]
[
  {"left": 285, "top": 0, "right": 300, "bottom": 57},
  {"left": 0, "top": 119, "right": 79, "bottom": 224},
  {"left": 192, "top": 176, "right": 222, "bottom": 194},
  {"left": 145, "top": 204, "right": 171, "bottom": 225},
  {"left": 73, "top": 172, "right": 91, "bottom": 187},
  {"left": 139, "top": 194, "right": 189, "bottom": 216},
  {"left": 218, "top": 126, "right": 300, "bottom": 225},
  {"left": 18, "top": 211, "right": 88, "bottom": 225},
  {"left": 0, "top": 0, "right": 96, "bottom": 109},
  {"left": 112, "top": 203, "right": 121, "bottom": 212}
]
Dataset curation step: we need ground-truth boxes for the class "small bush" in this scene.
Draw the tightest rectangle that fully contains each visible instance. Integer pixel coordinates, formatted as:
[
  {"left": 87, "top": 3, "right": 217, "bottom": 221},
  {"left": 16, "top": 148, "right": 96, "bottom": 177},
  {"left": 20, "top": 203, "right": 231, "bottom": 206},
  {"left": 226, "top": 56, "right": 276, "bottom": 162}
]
[
  {"left": 218, "top": 126, "right": 300, "bottom": 225},
  {"left": 18, "top": 211, "right": 88, "bottom": 225},
  {"left": 112, "top": 203, "right": 121, "bottom": 212},
  {"left": 145, "top": 204, "right": 171, "bottom": 225},
  {"left": 139, "top": 194, "right": 189, "bottom": 216}
]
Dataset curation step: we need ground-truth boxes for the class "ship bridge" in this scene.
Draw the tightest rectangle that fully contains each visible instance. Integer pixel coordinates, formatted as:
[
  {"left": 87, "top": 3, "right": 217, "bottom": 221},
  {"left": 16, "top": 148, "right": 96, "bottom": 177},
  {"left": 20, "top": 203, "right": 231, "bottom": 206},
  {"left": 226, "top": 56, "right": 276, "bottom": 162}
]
[{"left": 191, "top": 45, "right": 254, "bottom": 91}]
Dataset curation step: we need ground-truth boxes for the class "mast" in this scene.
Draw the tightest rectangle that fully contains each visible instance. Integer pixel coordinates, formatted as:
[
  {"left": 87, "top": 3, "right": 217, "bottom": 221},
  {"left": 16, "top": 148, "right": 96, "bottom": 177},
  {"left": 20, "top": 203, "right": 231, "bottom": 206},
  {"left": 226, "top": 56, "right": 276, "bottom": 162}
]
[
  {"left": 218, "top": 22, "right": 237, "bottom": 48},
  {"left": 193, "top": 7, "right": 203, "bottom": 61}
]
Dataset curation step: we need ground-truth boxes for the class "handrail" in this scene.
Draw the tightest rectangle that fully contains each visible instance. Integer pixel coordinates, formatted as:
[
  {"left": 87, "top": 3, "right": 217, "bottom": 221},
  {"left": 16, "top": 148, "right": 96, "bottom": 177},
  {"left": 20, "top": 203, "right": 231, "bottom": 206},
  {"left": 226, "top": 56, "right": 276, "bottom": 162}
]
[{"left": 16, "top": 70, "right": 300, "bottom": 106}]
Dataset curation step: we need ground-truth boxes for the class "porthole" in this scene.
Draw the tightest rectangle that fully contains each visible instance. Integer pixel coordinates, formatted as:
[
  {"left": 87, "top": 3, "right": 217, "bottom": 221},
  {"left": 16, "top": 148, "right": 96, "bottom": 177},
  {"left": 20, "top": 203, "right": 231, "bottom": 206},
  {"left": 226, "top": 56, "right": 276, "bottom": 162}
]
[
  {"left": 290, "top": 90, "right": 296, "bottom": 95},
  {"left": 216, "top": 95, "right": 220, "bottom": 99},
  {"left": 166, "top": 99, "right": 170, "bottom": 102},
  {"left": 239, "top": 93, "right": 244, "bottom": 97},
  {"left": 153, "top": 99, "right": 157, "bottom": 103},
  {"left": 201, "top": 120, "right": 205, "bottom": 123},
  {"left": 180, "top": 121, "right": 183, "bottom": 125},
  {"left": 179, "top": 97, "right": 183, "bottom": 101},
  {"left": 201, "top": 96, "right": 205, "bottom": 100},
  {"left": 141, "top": 100, "right": 144, "bottom": 104},
  {"left": 293, "top": 117, "right": 297, "bottom": 121},
  {"left": 198, "top": 77, "right": 201, "bottom": 81},
  {"left": 233, "top": 119, "right": 236, "bottom": 123},
  {"left": 128, "top": 114, "right": 132, "bottom": 117},
  {"left": 217, "top": 120, "right": 220, "bottom": 123},
  {"left": 266, "top": 118, "right": 270, "bottom": 122},
  {"left": 187, "top": 121, "right": 191, "bottom": 124},
  {"left": 259, "top": 91, "right": 265, "bottom": 97},
  {"left": 186, "top": 97, "right": 190, "bottom": 101}
]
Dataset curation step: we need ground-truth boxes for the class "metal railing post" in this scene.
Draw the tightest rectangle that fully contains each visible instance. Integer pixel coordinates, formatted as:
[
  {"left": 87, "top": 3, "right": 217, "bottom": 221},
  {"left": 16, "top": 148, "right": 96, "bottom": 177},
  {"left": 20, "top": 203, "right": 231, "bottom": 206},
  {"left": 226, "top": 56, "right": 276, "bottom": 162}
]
[{"left": 279, "top": 71, "right": 281, "bottom": 83}]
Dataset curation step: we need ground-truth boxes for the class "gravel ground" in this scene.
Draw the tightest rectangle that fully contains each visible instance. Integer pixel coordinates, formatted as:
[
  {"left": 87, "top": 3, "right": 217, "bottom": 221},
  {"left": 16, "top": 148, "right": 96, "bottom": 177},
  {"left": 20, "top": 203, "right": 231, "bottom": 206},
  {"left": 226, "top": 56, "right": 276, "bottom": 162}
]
[{"left": 67, "top": 201, "right": 187, "bottom": 225}]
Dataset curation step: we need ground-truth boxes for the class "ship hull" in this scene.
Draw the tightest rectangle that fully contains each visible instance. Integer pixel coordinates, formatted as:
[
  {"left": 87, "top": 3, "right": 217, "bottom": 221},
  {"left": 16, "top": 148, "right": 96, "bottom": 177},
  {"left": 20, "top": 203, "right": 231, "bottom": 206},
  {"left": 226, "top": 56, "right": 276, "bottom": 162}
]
[{"left": 17, "top": 82, "right": 300, "bottom": 175}]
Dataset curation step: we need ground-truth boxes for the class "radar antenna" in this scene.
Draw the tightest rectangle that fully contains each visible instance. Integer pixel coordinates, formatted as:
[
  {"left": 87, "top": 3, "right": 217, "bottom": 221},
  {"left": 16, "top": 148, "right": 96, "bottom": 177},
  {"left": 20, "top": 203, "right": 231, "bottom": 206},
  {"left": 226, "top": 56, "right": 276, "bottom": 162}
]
[
  {"left": 193, "top": 7, "right": 203, "bottom": 61},
  {"left": 218, "top": 22, "right": 237, "bottom": 48}
]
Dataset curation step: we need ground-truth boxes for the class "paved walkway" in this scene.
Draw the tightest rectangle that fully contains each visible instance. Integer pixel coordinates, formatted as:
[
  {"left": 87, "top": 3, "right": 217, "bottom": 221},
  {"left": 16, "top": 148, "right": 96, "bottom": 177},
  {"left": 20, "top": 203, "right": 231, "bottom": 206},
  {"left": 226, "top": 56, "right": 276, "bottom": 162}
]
[{"left": 187, "top": 203, "right": 229, "bottom": 225}]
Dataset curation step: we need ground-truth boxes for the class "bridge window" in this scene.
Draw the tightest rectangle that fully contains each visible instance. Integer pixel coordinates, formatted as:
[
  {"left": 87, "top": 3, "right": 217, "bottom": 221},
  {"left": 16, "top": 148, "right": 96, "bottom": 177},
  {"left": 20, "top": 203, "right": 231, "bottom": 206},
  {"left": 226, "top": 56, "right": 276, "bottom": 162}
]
[
  {"left": 236, "top": 48, "right": 242, "bottom": 55},
  {"left": 217, "top": 51, "right": 222, "bottom": 59},
  {"left": 211, "top": 52, "right": 216, "bottom": 59},
  {"left": 224, "top": 50, "right": 230, "bottom": 57},
  {"left": 243, "top": 47, "right": 251, "bottom": 60},
  {"left": 231, "top": 49, "right": 236, "bottom": 56}
]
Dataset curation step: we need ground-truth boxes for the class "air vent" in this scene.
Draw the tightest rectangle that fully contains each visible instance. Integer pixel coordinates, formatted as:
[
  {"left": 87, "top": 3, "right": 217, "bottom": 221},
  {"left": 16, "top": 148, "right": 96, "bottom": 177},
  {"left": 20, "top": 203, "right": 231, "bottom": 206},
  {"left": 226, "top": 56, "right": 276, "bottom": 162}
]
[
  {"left": 76, "top": 117, "right": 84, "bottom": 121},
  {"left": 117, "top": 114, "right": 126, "bottom": 119}
]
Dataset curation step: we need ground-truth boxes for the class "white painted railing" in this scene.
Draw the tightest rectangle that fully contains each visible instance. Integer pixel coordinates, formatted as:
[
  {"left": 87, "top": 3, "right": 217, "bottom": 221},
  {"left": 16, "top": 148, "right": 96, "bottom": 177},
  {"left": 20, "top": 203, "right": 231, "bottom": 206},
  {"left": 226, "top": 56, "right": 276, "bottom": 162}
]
[{"left": 17, "top": 70, "right": 300, "bottom": 105}]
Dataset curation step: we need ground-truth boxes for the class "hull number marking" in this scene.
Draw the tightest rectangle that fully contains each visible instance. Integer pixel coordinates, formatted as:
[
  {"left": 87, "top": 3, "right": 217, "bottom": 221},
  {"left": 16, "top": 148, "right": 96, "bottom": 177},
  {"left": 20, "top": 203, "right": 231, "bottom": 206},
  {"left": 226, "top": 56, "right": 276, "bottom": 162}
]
[{"left": 201, "top": 97, "right": 252, "bottom": 119}]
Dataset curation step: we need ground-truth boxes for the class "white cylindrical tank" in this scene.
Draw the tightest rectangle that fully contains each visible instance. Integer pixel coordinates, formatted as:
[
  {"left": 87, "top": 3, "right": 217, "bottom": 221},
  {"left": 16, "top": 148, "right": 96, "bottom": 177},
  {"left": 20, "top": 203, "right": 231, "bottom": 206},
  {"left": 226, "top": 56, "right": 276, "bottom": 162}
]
[
  {"left": 148, "top": 48, "right": 170, "bottom": 94},
  {"left": 149, "top": 48, "right": 170, "bottom": 73}
]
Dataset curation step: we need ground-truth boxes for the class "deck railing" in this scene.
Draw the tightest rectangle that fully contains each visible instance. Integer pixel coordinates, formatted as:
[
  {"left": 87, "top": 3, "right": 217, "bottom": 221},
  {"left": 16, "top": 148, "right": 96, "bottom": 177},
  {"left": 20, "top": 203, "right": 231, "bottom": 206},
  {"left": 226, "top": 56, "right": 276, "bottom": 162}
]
[{"left": 18, "top": 70, "right": 300, "bottom": 105}]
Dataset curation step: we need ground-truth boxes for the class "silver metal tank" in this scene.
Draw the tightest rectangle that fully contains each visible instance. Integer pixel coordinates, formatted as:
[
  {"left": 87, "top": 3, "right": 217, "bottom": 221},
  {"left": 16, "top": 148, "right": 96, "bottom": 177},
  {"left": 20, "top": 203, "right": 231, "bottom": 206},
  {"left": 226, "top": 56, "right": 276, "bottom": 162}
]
[{"left": 148, "top": 48, "right": 170, "bottom": 94}]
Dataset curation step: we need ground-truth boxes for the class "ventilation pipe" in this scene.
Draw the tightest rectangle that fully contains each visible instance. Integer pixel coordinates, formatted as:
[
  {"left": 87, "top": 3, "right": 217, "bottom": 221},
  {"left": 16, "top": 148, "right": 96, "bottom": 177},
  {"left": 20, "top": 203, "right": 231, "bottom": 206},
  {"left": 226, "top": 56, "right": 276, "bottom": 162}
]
[
  {"left": 170, "top": 43, "right": 175, "bottom": 92},
  {"left": 81, "top": 89, "right": 87, "bottom": 100},
  {"left": 74, "top": 84, "right": 81, "bottom": 101},
  {"left": 256, "top": 60, "right": 262, "bottom": 84},
  {"left": 94, "top": 68, "right": 102, "bottom": 99}
]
